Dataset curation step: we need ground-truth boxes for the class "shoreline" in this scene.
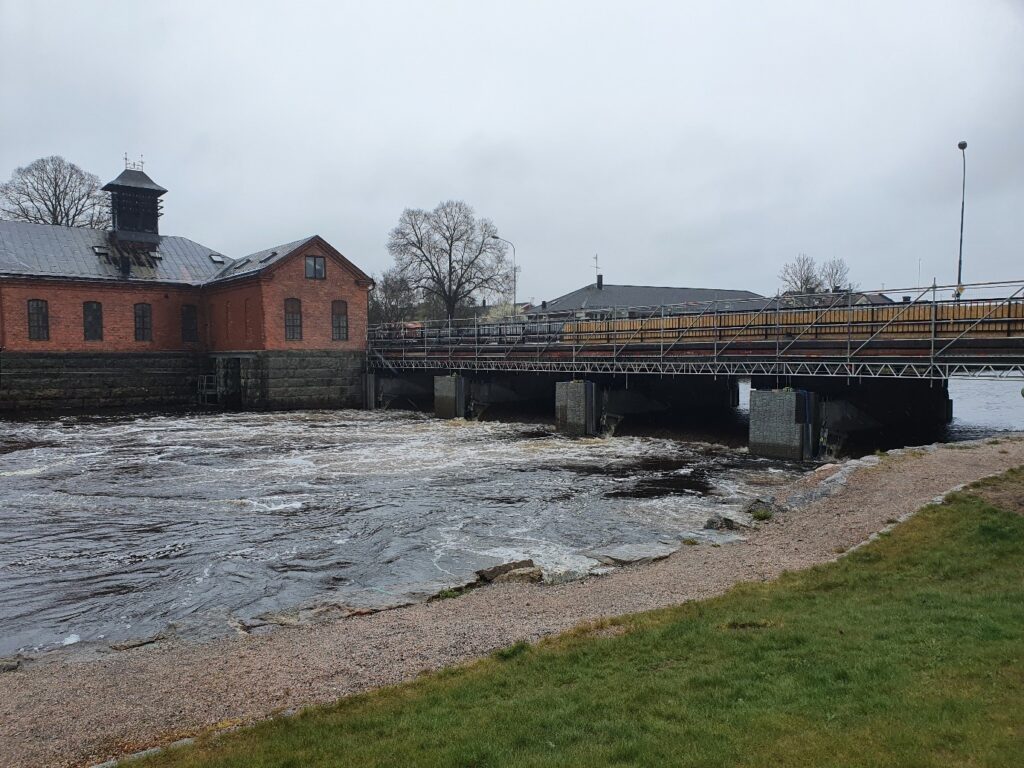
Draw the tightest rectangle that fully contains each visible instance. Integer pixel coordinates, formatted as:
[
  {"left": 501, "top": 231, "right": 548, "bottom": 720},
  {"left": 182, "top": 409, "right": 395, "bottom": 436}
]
[{"left": 2, "top": 434, "right": 1023, "bottom": 768}]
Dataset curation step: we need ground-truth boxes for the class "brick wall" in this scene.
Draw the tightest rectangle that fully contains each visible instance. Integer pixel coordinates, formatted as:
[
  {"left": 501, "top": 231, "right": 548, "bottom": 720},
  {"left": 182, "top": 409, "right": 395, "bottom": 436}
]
[
  {"left": 259, "top": 242, "right": 369, "bottom": 352},
  {"left": 0, "top": 280, "right": 205, "bottom": 353},
  {"left": 0, "top": 239, "right": 372, "bottom": 412},
  {"left": 204, "top": 279, "right": 266, "bottom": 351}
]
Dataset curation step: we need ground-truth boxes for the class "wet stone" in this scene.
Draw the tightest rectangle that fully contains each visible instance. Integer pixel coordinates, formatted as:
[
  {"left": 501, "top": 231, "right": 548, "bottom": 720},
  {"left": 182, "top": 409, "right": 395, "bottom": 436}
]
[
  {"left": 492, "top": 566, "right": 544, "bottom": 584},
  {"left": 476, "top": 559, "right": 536, "bottom": 582},
  {"left": 585, "top": 542, "right": 679, "bottom": 566}
]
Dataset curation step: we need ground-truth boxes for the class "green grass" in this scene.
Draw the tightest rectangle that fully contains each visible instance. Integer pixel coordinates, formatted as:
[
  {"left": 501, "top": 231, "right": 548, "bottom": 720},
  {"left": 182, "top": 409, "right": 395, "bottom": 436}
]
[{"left": 138, "top": 469, "right": 1024, "bottom": 768}]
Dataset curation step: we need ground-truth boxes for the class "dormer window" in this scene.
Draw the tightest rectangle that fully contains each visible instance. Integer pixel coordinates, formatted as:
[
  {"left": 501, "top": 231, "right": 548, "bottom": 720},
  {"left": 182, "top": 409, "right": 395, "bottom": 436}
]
[{"left": 305, "top": 255, "right": 326, "bottom": 280}]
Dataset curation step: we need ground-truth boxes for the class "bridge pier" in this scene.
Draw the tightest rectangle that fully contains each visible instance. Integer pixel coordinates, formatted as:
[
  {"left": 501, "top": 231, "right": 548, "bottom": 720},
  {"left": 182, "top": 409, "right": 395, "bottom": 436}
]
[
  {"left": 555, "top": 380, "right": 601, "bottom": 436},
  {"left": 749, "top": 389, "right": 820, "bottom": 460},
  {"left": 749, "top": 378, "right": 953, "bottom": 459},
  {"left": 434, "top": 374, "right": 468, "bottom": 419}
]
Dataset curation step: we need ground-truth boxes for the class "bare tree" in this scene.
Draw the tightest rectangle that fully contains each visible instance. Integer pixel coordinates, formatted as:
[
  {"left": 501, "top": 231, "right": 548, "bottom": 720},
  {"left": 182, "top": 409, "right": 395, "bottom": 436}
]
[
  {"left": 369, "top": 267, "right": 417, "bottom": 325},
  {"left": 0, "top": 156, "right": 111, "bottom": 229},
  {"left": 818, "top": 257, "right": 855, "bottom": 291},
  {"left": 779, "top": 253, "right": 823, "bottom": 294},
  {"left": 387, "top": 200, "right": 511, "bottom": 319}
]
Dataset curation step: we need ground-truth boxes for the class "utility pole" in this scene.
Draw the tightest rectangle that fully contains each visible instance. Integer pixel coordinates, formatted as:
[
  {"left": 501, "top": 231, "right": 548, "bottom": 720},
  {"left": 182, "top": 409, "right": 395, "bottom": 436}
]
[{"left": 956, "top": 140, "right": 968, "bottom": 298}]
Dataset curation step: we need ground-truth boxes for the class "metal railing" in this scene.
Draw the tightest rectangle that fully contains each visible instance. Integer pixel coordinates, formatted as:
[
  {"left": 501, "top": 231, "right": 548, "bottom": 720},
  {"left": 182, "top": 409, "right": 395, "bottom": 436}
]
[{"left": 367, "top": 279, "right": 1024, "bottom": 380}]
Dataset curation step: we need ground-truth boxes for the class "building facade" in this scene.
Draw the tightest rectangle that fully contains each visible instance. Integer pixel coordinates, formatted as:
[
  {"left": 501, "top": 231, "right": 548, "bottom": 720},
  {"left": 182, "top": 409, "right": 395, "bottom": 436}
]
[{"left": 0, "top": 166, "right": 372, "bottom": 411}]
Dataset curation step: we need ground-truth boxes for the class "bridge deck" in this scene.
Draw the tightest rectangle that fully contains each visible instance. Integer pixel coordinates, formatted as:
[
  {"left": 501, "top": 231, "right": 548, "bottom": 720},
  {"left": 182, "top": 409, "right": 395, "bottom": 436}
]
[{"left": 369, "top": 282, "right": 1024, "bottom": 380}]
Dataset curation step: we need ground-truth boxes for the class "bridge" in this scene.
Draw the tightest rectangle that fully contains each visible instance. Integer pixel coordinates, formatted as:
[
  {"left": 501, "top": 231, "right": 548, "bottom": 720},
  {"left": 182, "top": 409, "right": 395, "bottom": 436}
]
[{"left": 365, "top": 280, "right": 1024, "bottom": 459}]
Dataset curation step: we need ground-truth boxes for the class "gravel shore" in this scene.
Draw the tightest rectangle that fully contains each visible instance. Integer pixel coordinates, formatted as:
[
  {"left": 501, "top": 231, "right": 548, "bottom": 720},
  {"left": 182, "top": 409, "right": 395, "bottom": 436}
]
[{"left": 2, "top": 436, "right": 1022, "bottom": 768}]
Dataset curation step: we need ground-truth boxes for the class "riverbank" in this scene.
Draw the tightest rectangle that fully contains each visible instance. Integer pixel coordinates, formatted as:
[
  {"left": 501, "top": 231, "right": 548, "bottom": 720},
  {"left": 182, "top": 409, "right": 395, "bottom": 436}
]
[
  {"left": 2, "top": 435, "right": 1023, "bottom": 768},
  {"left": 137, "top": 463, "right": 1024, "bottom": 768}
]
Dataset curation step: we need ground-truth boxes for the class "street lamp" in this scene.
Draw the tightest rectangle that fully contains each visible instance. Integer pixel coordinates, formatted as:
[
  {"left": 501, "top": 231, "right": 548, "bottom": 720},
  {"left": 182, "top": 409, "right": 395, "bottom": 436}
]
[
  {"left": 490, "top": 235, "right": 517, "bottom": 313},
  {"left": 956, "top": 140, "right": 968, "bottom": 296}
]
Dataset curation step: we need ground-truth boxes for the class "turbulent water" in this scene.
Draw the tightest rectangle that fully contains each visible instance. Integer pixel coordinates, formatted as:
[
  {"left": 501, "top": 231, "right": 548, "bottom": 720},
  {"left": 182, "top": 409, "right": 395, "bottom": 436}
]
[
  {"left": 1, "top": 378, "right": 1020, "bottom": 659},
  {"left": 0, "top": 410, "right": 801, "bottom": 657}
]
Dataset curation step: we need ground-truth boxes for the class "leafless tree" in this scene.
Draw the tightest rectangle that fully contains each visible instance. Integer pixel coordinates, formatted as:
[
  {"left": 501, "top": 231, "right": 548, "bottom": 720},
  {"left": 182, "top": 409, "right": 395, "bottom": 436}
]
[
  {"left": 819, "top": 257, "right": 856, "bottom": 291},
  {"left": 369, "top": 267, "right": 417, "bottom": 325},
  {"left": 779, "top": 253, "right": 823, "bottom": 294},
  {"left": 387, "top": 200, "right": 511, "bottom": 319},
  {"left": 0, "top": 156, "right": 111, "bottom": 229}
]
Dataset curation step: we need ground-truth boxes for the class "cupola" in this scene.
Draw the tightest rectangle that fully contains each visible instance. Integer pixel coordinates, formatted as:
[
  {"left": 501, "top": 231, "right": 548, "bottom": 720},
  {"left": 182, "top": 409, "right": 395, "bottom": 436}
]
[{"left": 102, "top": 157, "right": 167, "bottom": 249}]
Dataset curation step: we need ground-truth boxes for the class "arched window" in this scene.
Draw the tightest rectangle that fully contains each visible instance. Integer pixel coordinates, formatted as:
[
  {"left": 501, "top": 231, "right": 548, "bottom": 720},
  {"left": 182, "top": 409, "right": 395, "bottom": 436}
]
[
  {"left": 134, "top": 303, "right": 152, "bottom": 341},
  {"left": 332, "top": 300, "right": 349, "bottom": 341},
  {"left": 284, "top": 298, "right": 302, "bottom": 340},
  {"left": 27, "top": 299, "right": 49, "bottom": 341},
  {"left": 83, "top": 301, "right": 103, "bottom": 341}
]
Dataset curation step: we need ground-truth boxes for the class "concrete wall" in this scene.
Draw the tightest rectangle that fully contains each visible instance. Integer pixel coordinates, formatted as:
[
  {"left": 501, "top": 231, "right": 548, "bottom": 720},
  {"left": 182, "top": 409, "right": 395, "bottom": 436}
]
[
  {"left": 434, "top": 374, "right": 467, "bottom": 419},
  {"left": 0, "top": 351, "right": 205, "bottom": 410}
]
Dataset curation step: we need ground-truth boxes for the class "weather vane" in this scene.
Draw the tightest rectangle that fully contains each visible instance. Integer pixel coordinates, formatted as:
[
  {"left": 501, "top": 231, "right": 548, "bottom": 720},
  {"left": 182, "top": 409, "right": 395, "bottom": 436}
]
[{"left": 123, "top": 153, "right": 145, "bottom": 171}]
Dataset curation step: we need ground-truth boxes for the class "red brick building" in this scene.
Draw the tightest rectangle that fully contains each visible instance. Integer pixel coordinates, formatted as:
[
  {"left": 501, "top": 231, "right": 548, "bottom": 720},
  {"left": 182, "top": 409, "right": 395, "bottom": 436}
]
[{"left": 0, "top": 166, "right": 373, "bottom": 410}]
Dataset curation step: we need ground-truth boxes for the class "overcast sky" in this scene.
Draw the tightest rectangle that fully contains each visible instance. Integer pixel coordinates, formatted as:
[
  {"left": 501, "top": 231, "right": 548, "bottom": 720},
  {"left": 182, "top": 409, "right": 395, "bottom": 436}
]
[{"left": 1, "top": 0, "right": 1021, "bottom": 302}]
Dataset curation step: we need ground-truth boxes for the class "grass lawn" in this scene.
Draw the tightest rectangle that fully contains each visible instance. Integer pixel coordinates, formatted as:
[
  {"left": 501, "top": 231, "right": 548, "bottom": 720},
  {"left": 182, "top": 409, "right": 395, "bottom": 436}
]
[{"left": 138, "top": 468, "right": 1024, "bottom": 768}]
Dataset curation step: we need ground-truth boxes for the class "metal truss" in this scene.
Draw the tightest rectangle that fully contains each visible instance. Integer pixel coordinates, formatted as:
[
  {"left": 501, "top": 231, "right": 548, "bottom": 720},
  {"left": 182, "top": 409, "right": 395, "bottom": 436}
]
[
  {"left": 370, "top": 354, "right": 1024, "bottom": 381},
  {"left": 368, "top": 279, "right": 1024, "bottom": 382}
]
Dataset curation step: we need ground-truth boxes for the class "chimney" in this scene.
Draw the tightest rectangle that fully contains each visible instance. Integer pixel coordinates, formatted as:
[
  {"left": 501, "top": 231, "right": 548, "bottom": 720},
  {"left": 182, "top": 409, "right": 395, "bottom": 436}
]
[
  {"left": 102, "top": 159, "right": 167, "bottom": 251},
  {"left": 597, "top": 274, "right": 603, "bottom": 290}
]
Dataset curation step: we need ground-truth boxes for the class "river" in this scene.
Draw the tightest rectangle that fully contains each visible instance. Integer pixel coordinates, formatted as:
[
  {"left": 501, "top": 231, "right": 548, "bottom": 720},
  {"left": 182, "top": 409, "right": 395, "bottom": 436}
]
[{"left": 0, "top": 377, "right": 1021, "bottom": 658}]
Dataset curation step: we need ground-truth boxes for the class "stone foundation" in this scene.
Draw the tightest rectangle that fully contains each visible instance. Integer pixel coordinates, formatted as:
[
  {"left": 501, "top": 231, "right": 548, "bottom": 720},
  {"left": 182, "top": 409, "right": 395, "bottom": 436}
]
[
  {"left": 0, "top": 350, "right": 365, "bottom": 412},
  {"left": 0, "top": 352, "right": 205, "bottom": 411},
  {"left": 214, "top": 351, "right": 365, "bottom": 410}
]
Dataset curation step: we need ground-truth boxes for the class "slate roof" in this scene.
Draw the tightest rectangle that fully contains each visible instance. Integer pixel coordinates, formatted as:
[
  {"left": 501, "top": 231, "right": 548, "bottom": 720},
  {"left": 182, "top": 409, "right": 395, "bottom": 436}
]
[
  {"left": 212, "top": 236, "right": 316, "bottom": 282},
  {"left": 536, "top": 283, "right": 765, "bottom": 315},
  {"left": 0, "top": 221, "right": 366, "bottom": 288},
  {"left": 101, "top": 169, "right": 168, "bottom": 194},
  {"left": 0, "top": 220, "right": 228, "bottom": 285}
]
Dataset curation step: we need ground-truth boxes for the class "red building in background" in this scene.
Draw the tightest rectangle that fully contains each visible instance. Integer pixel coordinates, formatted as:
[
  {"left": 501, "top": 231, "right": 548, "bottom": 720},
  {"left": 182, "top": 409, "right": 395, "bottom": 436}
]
[{"left": 0, "top": 165, "right": 373, "bottom": 410}]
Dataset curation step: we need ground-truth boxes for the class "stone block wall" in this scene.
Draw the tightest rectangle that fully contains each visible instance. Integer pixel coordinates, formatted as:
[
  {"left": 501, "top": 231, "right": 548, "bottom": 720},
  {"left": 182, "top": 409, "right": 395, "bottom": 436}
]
[
  {"left": 749, "top": 388, "right": 818, "bottom": 460},
  {"left": 555, "top": 379, "right": 600, "bottom": 436},
  {"left": 0, "top": 352, "right": 205, "bottom": 411},
  {"left": 217, "top": 350, "right": 365, "bottom": 409},
  {"left": 0, "top": 350, "right": 365, "bottom": 412}
]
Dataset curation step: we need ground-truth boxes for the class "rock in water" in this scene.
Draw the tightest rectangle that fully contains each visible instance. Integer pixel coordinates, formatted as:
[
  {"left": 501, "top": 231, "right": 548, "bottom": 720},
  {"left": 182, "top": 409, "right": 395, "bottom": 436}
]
[
  {"left": 584, "top": 542, "right": 678, "bottom": 566},
  {"left": 743, "top": 498, "right": 786, "bottom": 520},
  {"left": 476, "top": 559, "right": 536, "bottom": 582},
  {"left": 492, "top": 566, "right": 544, "bottom": 584}
]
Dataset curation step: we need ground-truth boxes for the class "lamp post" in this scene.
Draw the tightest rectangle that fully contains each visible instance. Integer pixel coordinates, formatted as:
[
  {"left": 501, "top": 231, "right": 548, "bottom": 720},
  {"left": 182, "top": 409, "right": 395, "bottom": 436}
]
[
  {"left": 956, "top": 140, "right": 968, "bottom": 296},
  {"left": 490, "top": 235, "right": 517, "bottom": 313}
]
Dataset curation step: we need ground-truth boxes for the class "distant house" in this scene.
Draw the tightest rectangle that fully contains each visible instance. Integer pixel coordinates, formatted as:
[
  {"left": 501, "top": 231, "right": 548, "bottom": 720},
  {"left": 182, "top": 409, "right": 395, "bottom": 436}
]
[
  {"left": 779, "top": 290, "right": 895, "bottom": 308},
  {"left": 0, "top": 164, "right": 373, "bottom": 411},
  {"left": 528, "top": 275, "right": 764, "bottom": 318}
]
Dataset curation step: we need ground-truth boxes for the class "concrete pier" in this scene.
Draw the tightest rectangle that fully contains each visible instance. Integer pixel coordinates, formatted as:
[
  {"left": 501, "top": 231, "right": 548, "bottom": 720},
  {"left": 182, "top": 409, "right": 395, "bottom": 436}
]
[
  {"left": 555, "top": 380, "right": 601, "bottom": 436},
  {"left": 749, "top": 389, "right": 819, "bottom": 460},
  {"left": 434, "top": 374, "right": 468, "bottom": 419}
]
